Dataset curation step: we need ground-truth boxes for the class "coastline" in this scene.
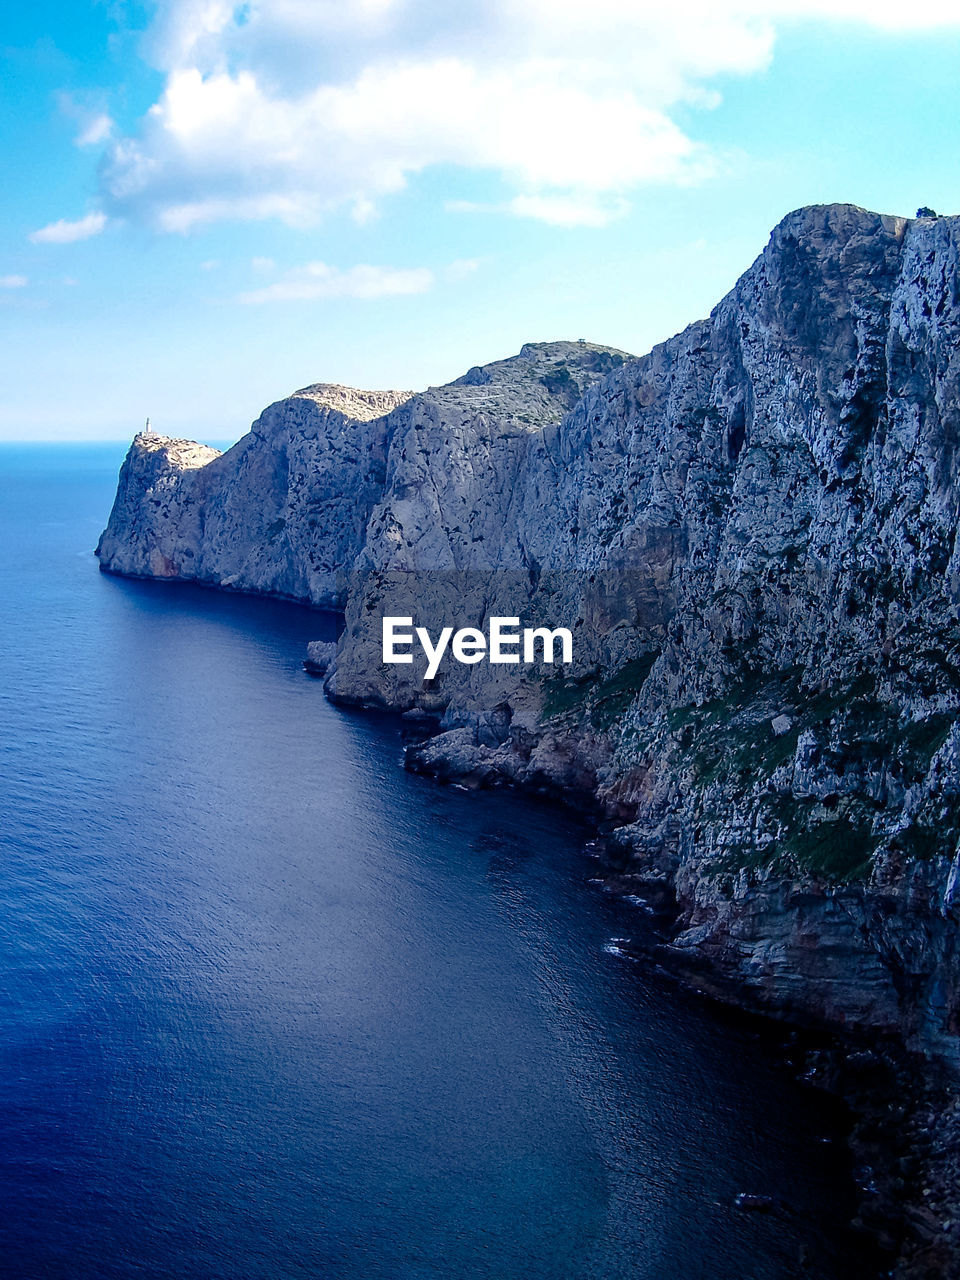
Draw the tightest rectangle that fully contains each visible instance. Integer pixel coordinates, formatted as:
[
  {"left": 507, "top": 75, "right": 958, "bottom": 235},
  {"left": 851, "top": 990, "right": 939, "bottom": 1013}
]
[
  {"left": 292, "top": 647, "right": 951, "bottom": 1275},
  {"left": 391, "top": 701, "right": 960, "bottom": 1278},
  {"left": 92, "top": 555, "right": 959, "bottom": 1276},
  {"left": 93, "top": 205, "right": 960, "bottom": 1276}
]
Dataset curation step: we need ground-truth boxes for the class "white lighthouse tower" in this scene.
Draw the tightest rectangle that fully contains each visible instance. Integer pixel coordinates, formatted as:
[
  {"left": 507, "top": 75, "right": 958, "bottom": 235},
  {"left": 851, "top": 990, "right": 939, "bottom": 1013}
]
[{"left": 144, "top": 416, "right": 154, "bottom": 436}]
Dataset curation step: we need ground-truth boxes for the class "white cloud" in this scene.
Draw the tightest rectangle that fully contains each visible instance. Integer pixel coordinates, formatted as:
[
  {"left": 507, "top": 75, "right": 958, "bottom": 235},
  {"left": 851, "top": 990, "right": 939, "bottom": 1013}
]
[
  {"left": 29, "top": 212, "right": 108, "bottom": 244},
  {"left": 76, "top": 114, "right": 114, "bottom": 147},
  {"left": 251, "top": 255, "right": 275, "bottom": 271},
  {"left": 238, "top": 261, "right": 434, "bottom": 303},
  {"left": 350, "top": 197, "right": 378, "bottom": 225},
  {"left": 755, "top": 0, "right": 960, "bottom": 27},
  {"left": 0, "top": 275, "right": 28, "bottom": 288},
  {"left": 506, "top": 194, "right": 632, "bottom": 228},
  {"left": 200, "top": 258, "right": 221, "bottom": 269},
  {"left": 101, "top": 57, "right": 702, "bottom": 232},
  {"left": 54, "top": 94, "right": 115, "bottom": 148},
  {"left": 450, "top": 194, "right": 632, "bottom": 228},
  {"left": 73, "top": 0, "right": 960, "bottom": 232}
]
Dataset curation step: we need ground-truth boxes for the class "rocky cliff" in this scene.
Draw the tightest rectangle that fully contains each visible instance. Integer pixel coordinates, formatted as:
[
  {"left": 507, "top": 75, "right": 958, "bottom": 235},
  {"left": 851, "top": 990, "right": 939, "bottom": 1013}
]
[
  {"left": 97, "top": 383, "right": 414, "bottom": 605},
  {"left": 99, "top": 203, "right": 960, "bottom": 1270}
]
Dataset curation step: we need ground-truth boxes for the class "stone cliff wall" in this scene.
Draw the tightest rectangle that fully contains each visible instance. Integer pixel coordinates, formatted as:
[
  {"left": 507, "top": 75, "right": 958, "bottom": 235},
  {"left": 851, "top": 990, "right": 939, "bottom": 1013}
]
[
  {"left": 97, "top": 384, "right": 414, "bottom": 606},
  {"left": 97, "top": 205, "right": 960, "bottom": 1080}
]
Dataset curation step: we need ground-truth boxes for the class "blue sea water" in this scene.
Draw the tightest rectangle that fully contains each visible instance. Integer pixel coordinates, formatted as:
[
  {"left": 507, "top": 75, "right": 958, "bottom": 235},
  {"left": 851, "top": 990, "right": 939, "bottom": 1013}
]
[{"left": 0, "top": 444, "right": 868, "bottom": 1279}]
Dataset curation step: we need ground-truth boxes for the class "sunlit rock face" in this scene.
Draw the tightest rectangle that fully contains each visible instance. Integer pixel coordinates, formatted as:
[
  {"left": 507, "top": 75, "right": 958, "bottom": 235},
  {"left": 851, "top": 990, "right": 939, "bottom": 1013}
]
[
  {"left": 98, "top": 206, "right": 960, "bottom": 1075},
  {"left": 97, "top": 384, "right": 415, "bottom": 605}
]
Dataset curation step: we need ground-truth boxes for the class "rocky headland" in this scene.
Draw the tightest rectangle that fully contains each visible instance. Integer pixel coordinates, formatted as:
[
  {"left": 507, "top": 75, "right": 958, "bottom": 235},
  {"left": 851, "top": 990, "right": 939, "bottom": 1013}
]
[{"left": 98, "top": 204, "right": 960, "bottom": 1275}]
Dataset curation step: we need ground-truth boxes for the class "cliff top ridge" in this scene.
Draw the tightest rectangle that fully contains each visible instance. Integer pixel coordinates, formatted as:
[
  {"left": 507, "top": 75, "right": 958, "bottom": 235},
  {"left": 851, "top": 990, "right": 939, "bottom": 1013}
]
[{"left": 289, "top": 383, "right": 415, "bottom": 420}]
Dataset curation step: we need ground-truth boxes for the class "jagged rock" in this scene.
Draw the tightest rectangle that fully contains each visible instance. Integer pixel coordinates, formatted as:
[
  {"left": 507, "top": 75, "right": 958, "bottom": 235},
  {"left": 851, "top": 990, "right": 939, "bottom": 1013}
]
[
  {"left": 303, "top": 640, "right": 337, "bottom": 676},
  {"left": 404, "top": 727, "right": 503, "bottom": 788}
]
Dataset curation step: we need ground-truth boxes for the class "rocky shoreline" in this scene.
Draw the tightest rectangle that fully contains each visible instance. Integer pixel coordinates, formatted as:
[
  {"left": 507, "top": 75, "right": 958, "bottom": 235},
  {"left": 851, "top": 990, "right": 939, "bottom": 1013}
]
[
  {"left": 396, "top": 712, "right": 956, "bottom": 1277},
  {"left": 390, "top": 706, "right": 959, "bottom": 1277},
  {"left": 313, "top": 684, "right": 949, "bottom": 1275}
]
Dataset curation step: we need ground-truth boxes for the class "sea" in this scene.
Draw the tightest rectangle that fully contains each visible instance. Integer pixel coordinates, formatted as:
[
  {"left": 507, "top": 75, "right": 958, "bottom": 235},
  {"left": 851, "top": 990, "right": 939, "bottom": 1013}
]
[{"left": 0, "top": 444, "right": 871, "bottom": 1279}]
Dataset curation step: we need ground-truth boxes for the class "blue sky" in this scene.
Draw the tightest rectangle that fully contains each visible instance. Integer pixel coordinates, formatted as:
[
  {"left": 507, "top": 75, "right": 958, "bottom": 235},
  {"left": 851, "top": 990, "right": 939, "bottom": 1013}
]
[{"left": 3, "top": 0, "right": 960, "bottom": 442}]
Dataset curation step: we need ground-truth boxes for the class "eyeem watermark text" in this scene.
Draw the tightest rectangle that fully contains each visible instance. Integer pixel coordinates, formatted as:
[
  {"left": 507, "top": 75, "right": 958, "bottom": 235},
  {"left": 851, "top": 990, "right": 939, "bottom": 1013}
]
[{"left": 383, "top": 617, "right": 573, "bottom": 680}]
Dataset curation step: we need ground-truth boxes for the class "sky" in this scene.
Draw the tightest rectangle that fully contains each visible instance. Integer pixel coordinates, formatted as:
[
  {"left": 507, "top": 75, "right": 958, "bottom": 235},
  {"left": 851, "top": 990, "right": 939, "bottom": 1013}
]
[{"left": 3, "top": 1, "right": 960, "bottom": 443}]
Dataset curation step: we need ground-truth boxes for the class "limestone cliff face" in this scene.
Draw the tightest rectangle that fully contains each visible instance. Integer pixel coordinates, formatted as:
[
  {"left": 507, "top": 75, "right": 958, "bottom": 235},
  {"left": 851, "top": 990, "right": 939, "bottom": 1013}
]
[
  {"left": 97, "top": 384, "right": 413, "bottom": 605},
  {"left": 98, "top": 205, "right": 960, "bottom": 1079}
]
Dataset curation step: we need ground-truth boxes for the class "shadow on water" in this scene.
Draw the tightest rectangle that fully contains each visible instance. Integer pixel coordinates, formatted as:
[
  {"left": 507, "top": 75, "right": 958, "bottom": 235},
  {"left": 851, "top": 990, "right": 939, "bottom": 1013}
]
[{"left": 0, "top": 447, "right": 877, "bottom": 1280}]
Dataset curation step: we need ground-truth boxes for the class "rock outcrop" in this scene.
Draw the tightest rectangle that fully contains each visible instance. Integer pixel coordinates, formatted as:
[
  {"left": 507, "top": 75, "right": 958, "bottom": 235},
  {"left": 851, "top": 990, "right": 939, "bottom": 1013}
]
[
  {"left": 99, "top": 205, "right": 960, "bottom": 1267},
  {"left": 97, "top": 384, "right": 414, "bottom": 605}
]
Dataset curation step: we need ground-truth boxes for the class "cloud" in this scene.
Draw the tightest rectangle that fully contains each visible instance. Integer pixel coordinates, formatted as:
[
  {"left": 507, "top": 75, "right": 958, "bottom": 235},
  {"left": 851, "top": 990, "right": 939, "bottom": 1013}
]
[
  {"left": 54, "top": 94, "right": 115, "bottom": 148},
  {"left": 506, "top": 193, "right": 633, "bottom": 227},
  {"left": 238, "top": 261, "right": 434, "bottom": 303},
  {"left": 251, "top": 256, "right": 275, "bottom": 271},
  {"left": 449, "top": 194, "right": 632, "bottom": 228},
  {"left": 0, "top": 275, "right": 28, "bottom": 288},
  {"left": 76, "top": 114, "right": 114, "bottom": 147},
  {"left": 100, "top": 57, "right": 702, "bottom": 232},
  {"left": 75, "top": 0, "right": 960, "bottom": 232},
  {"left": 29, "top": 212, "right": 108, "bottom": 244}
]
